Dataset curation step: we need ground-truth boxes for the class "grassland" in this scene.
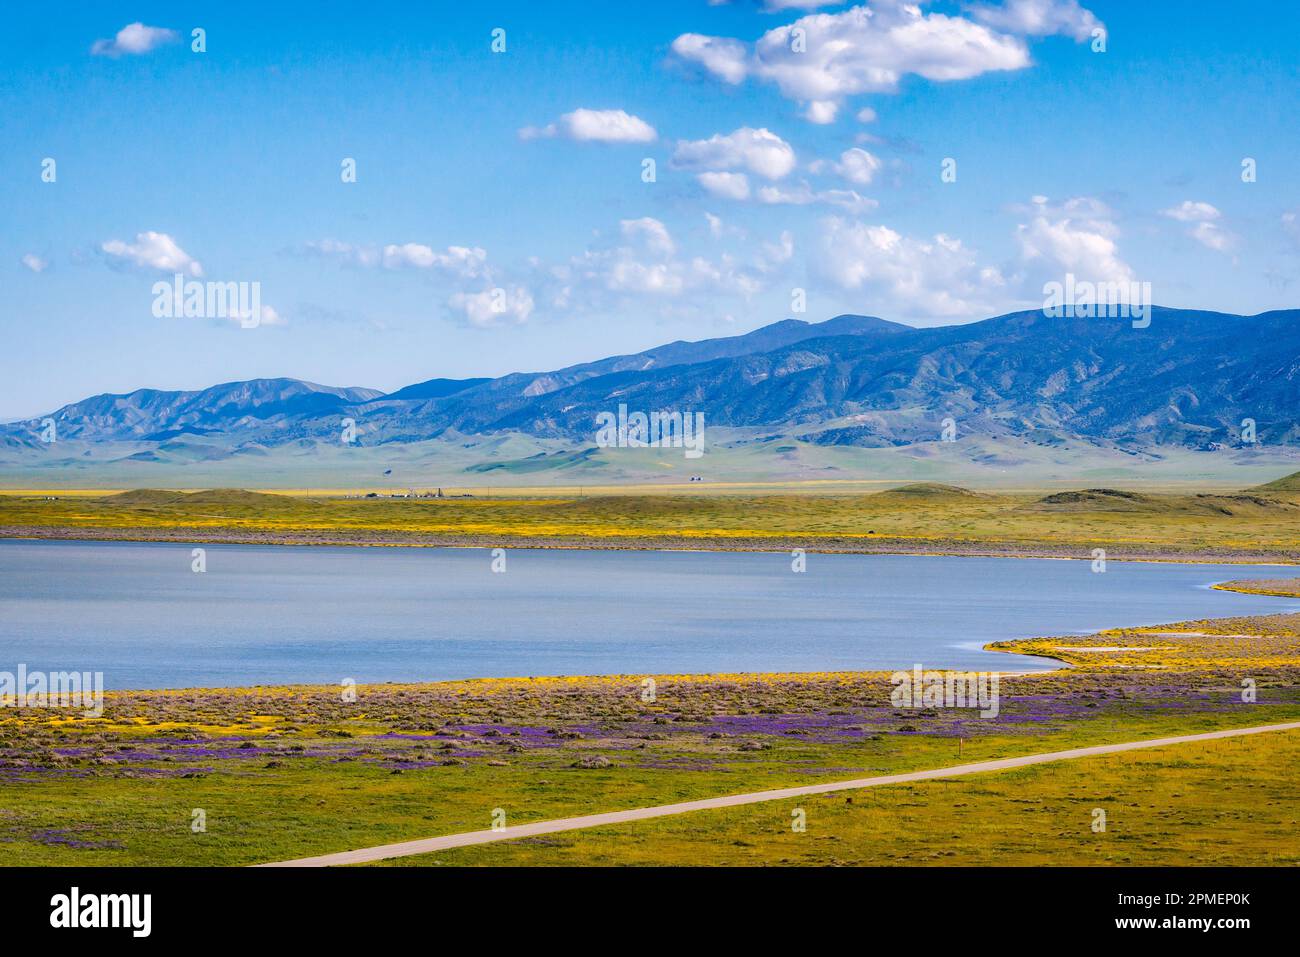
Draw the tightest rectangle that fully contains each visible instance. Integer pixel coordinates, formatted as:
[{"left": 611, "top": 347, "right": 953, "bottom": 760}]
[
  {"left": 1213, "top": 577, "right": 1300, "bottom": 598},
  {"left": 404, "top": 730, "right": 1300, "bottom": 866},
  {"left": 2, "top": 606, "right": 1298, "bottom": 866},
  {"left": 7, "top": 433, "right": 1298, "bottom": 493},
  {"left": 3, "top": 483, "right": 1298, "bottom": 865},
  {"left": 3, "top": 480, "right": 1300, "bottom": 562}
]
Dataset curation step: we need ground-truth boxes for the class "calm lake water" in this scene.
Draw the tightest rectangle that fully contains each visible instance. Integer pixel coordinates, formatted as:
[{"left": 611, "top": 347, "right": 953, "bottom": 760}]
[{"left": 1, "top": 540, "right": 1298, "bottom": 689}]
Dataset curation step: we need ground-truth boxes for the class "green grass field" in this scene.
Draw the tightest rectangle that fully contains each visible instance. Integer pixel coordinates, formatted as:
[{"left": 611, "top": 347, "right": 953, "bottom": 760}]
[
  {"left": 3, "top": 487, "right": 1299, "bottom": 866},
  {"left": 2, "top": 607, "right": 1298, "bottom": 866},
  {"left": 390, "top": 731, "right": 1300, "bottom": 867},
  {"left": 3, "top": 479, "right": 1300, "bottom": 561}
]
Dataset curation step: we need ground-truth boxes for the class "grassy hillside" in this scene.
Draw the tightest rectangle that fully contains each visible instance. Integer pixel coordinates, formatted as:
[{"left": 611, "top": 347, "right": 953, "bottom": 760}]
[{"left": 1254, "top": 469, "right": 1300, "bottom": 491}]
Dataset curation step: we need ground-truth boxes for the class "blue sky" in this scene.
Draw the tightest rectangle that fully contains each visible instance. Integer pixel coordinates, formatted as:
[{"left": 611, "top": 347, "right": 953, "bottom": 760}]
[{"left": 3, "top": 0, "right": 1299, "bottom": 417}]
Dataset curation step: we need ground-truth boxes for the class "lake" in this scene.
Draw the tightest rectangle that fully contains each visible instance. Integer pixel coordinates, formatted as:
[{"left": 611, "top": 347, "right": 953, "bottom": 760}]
[{"left": 1, "top": 540, "right": 1298, "bottom": 689}]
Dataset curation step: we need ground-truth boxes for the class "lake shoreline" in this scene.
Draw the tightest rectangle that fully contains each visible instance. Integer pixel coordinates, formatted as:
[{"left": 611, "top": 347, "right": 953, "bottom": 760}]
[
  {"left": 4, "top": 590, "right": 1297, "bottom": 866},
  {"left": 3, "top": 524, "right": 1297, "bottom": 565}
]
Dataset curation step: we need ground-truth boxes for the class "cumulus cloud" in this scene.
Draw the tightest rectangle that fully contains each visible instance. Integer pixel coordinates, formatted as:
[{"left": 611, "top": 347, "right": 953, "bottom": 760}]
[
  {"left": 21, "top": 254, "right": 48, "bottom": 273},
  {"left": 968, "top": 0, "right": 1102, "bottom": 42},
  {"left": 252, "top": 304, "right": 286, "bottom": 327},
  {"left": 1161, "top": 200, "right": 1220, "bottom": 223},
  {"left": 303, "top": 238, "right": 381, "bottom": 267},
  {"left": 449, "top": 287, "right": 534, "bottom": 327},
  {"left": 381, "top": 243, "right": 489, "bottom": 276},
  {"left": 1014, "top": 195, "right": 1133, "bottom": 283},
  {"left": 519, "top": 108, "right": 657, "bottom": 143},
  {"left": 673, "top": 127, "right": 797, "bottom": 180},
  {"left": 817, "top": 218, "right": 1004, "bottom": 317},
  {"left": 91, "top": 22, "right": 178, "bottom": 57},
  {"left": 818, "top": 216, "right": 1006, "bottom": 318},
  {"left": 757, "top": 182, "right": 878, "bottom": 214},
  {"left": 670, "top": 34, "right": 749, "bottom": 84},
  {"left": 814, "top": 146, "right": 882, "bottom": 185},
  {"left": 757, "top": 230, "right": 796, "bottom": 272},
  {"left": 101, "top": 231, "right": 202, "bottom": 276},
  {"left": 805, "top": 100, "right": 840, "bottom": 124},
  {"left": 307, "top": 238, "right": 522, "bottom": 326},
  {"left": 1161, "top": 200, "right": 1236, "bottom": 253},
  {"left": 698, "top": 171, "right": 752, "bottom": 200},
  {"left": 672, "top": 4, "right": 1032, "bottom": 121},
  {"left": 306, "top": 240, "right": 490, "bottom": 278},
  {"left": 620, "top": 217, "right": 676, "bottom": 257},
  {"left": 606, "top": 260, "right": 687, "bottom": 296},
  {"left": 551, "top": 217, "right": 763, "bottom": 309}
]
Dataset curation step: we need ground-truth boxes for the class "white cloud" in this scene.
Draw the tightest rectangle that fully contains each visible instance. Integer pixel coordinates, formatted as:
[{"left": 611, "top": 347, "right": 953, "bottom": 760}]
[
  {"left": 757, "top": 181, "right": 878, "bottom": 214},
  {"left": 449, "top": 287, "right": 534, "bottom": 327},
  {"left": 805, "top": 100, "right": 840, "bottom": 124},
  {"left": 698, "top": 171, "right": 752, "bottom": 200},
  {"left": 673, "top": 4, "right": 1032, "bottom": 121},
  {"left": 21, "top": 254, "right": 48, "bottom": 273},
  {"left": 519, "top": 108, "right": 657, "bottom": 143},
  {"left": 673, "top": 127, "right": 797, "bottom": 180},
  {"left": 552, "top": 218, "right": 764, "bottom": 308},
  {"left": 620, "top": 217, "right": 676, "bottom": 257},
  {"left": 252, "top": 304, "right": 286, "bottom": 327},
  {"left": 758, "top": 230, "right": 796, "bottom": 271},
  {"left": 101, "top": 231, "right": 202, "bottom": 276},
  {"left": 1161, "top": 200, "right": 1220, "bottom": 223},
  {"left": 303, "top": 239, "right": 380, "bottom": 267},
  {"left": 968, "top": 0, "right": 1102, "bottom": 42},
  {"left": 382, "top": 243, "right": 489, "bottom": 277},
  {"left": 307, "top": 240, "right": 490, "bottom": 278},
  {"left": 1161, "top": 201, "right": 1236, "bottom": 253},
  {"left": 1014, "top": 196, "right": 1133, "bottom": 283},
  {"left": 670, "top": 34, "right": 749, "bottom": 84},
  {"left": 855, "top": 106, "right": 878, "bottom": 123},
  {"left": 819, "top": 189, "right": 878, "bottom": 214},
  {"left": 833, "top": 146, "right": 882, "bottom": 185},
  {"left": 607, "top": 261, "right": 687, "bottom": 296},
  {"left": 703, "top": 212, "right": 748, "bottom": 241},
  {"left": 1188, "top": 221, "right": 1235, "bottom": 253},
  {"left": 818, "top": 216, "right": 1005, "bottom": 318},
  {"left": 91, "top": 22, "right": 178, "bottom": 57},
  {"left": 682, "top": 256, "right": 763, "bottom": 298}
]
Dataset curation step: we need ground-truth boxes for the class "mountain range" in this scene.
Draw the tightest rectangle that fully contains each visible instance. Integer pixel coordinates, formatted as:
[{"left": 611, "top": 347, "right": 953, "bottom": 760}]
[{"left": 4, "top": 307, "right": 1299, "bottom": 468}]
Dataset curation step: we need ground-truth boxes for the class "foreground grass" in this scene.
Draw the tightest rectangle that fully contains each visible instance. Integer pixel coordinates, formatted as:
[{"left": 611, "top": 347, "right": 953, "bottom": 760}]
[
  {"left": 406, "top": 730, "right": 1300, "bottom": 866},
  {"left": 4, "top": 707, "right": 1297, "bottom": 866},
  {"left": 2, "top": 484, "right": 1299, "bottom": 560},
  {"left": 2, "top": 607, "right": 1299, "bottom": 866}
]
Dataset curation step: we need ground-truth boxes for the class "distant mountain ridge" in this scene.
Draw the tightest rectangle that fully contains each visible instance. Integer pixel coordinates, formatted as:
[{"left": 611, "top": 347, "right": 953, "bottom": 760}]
[{"left": 5, "top": 307, "right": 1299, "bottom": 456}]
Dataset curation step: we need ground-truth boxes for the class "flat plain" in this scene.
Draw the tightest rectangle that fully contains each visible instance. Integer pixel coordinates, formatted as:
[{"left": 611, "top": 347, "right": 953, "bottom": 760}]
[{"left": 3, "top": 477, "right": 1300, "bottom": 562}]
